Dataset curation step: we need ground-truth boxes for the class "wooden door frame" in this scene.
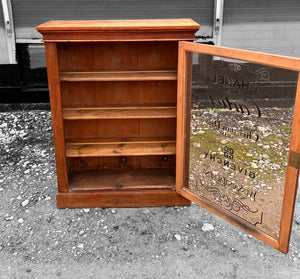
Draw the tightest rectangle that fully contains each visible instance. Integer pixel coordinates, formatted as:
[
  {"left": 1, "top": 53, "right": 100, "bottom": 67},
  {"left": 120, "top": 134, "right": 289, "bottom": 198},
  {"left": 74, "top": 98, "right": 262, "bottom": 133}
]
[{"left": 176, "top": 41, "right": 300, "bottom": 253}]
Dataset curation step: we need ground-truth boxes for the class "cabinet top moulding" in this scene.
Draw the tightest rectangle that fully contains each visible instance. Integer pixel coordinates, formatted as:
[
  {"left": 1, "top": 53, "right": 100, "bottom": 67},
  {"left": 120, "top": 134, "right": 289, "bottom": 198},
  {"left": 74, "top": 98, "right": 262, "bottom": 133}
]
[{"left": 36, "top": 19, "right": 200, "bottom": 42}]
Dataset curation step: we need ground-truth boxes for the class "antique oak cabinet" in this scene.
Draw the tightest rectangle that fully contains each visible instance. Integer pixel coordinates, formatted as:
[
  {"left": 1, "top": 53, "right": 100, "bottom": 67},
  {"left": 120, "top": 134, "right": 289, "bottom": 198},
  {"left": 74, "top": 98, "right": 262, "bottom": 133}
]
[
  {"left": 36, "top": 19, "right": 200, "bottom": 208},
  {"left": 37, "top": 20, "right": 300, "bottom": 253}
]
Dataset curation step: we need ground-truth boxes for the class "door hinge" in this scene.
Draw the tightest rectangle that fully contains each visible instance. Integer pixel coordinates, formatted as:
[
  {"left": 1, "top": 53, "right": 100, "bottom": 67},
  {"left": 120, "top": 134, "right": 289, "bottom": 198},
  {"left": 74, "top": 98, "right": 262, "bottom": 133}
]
[{"left": 289, "top": 151, "right": 300, "bottom": 170}]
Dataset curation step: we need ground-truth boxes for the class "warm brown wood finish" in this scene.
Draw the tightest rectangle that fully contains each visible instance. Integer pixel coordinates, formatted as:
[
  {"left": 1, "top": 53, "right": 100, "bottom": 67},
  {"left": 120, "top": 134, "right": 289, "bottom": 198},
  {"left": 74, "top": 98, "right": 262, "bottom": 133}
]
[
  {"left": 36, "top": 19, "right": 200, "bottom": 42},
  {"left": 67, "top": 155, "right": 176, "bottom": 171},
  {"left": 69, "top": 168, "right": 175, "bottom": 191},
  {"left": 64, "top": 119, "right": 176, "bottom": 139},
  {"left": 66, "top": 137, "right": 176, "bottom": 157},
  {"left": 177, "top": 42, "right": 300, "bottom": 253},
  {"left": 44, "top": 43, "right": 68, "bottom": 193},
  {"left": 278, "top": 74, "right": 300, "bottom": 252},
  {"left": 60, "top": 70, "right": 177, "bottom": 82},
  {"left": 61, "top": 81, "right": 177, "bottom": 106},
  {"left": 63, "top": 105, "right": 176, "bottom": 120},
  {"left": 57, "top": 42, "right": 179, "bottom": 71},
  {"left": 37, "top": 19, "right": 200, "bottom": 31},
  {"left": 38, "top": 19, "right": 199, "bottom": 208},
  {"left": 38, "top": 19, "right": 299, "bottom": 253},
  {"left": 56, "top": 190, "right": 190, "bottom": 208},
  {"left": 176, "top": 41, "right": 188, "bottom": 196},
  {"left": 181, "top": 42, "right": 300, "bottom": 72}
]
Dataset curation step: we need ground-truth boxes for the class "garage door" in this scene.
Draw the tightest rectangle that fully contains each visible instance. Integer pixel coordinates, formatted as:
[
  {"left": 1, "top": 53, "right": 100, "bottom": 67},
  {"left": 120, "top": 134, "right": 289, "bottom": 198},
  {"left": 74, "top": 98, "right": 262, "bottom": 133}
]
[
  {"left": 11, "top": 0, "right": 209, "bottom": 40},
  {"left": 222, "top": 0, "right": 300, "bottom": 57}
]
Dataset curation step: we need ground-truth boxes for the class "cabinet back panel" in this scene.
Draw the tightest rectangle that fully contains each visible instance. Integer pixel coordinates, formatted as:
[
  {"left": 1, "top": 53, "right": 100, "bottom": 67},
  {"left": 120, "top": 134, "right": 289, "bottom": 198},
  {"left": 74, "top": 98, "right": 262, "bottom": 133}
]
[
  {"left": 58, "top": 42, "right": 178, "bottom": 71},
  {"left": 138, "top": 81, "right": 177, "bottom": 104},
  {"left": 61, "top": 81, "right": 139, "bottom": 106},
  {"left": 138, "top": 42, "right": 178, "bottom": 70},
  {"left": 99, "top": 119, "right": 140, "bottom": 137},
  {"left": 139, "top": 119, "right": 176, "bottom": 137},
  {"left": 64, "top": 119, "right": 139, "bottom": 139},
  {"left": 64, "top": 119, "right": 99, "bottom": 139},
  {"left": 65, "top": 119, "right": 175, "bottom": 139},
  {"left": 61, "top": 81, "right": 176, "bottom": 106},
  {"left": 60, "top": 41, "right": 178, "bottom": 179},
  {"left": 67, "top": 155, "right": 176, "bottom": 171}
]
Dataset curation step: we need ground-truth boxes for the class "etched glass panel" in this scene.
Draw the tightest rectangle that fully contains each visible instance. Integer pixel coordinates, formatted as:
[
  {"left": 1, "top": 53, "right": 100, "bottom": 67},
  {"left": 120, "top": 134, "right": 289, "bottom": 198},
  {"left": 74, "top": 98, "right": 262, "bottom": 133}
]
[{"left": 187, "top": 53, "right": 298, "bottom": 239}]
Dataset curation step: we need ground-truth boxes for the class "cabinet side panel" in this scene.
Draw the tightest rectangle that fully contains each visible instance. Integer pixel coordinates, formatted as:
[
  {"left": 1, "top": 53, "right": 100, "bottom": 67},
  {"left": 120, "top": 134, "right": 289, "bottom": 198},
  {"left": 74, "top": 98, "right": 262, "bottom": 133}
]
[{"left": 45, "top": 43, "right": 68, "bottom": 193}]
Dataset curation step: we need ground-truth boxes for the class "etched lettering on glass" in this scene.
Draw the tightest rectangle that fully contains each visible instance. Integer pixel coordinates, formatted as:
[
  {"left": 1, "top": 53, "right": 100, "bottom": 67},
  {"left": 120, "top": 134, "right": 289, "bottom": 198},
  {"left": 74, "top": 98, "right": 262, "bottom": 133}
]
[{"left": 188, "top": 53, "right": 298, "bottom": 239}]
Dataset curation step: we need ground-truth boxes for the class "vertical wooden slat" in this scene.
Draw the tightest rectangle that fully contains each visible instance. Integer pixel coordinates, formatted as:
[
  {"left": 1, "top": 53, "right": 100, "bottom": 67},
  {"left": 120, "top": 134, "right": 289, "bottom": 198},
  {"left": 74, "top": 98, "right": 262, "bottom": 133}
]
[
  {"left": 45, "top": 42, "right": 68, "bottom": 192},
  {"left": 183, "top": 51, "right": 193, "bottom": 188},
  {"left": 176, "top": 42, "right": 187, "bottom": 192},
  {"left": 176, "top": 44, "right": 193, "bottom": 190},
  {"left": 278, "top": 73, "right": 300, "bottom": 253},
  {"left": 279, "top": 166, "right": 299, "bottom": 253},
  {"left": 289, "top": 74, "right": 300, "bottom": 153}
]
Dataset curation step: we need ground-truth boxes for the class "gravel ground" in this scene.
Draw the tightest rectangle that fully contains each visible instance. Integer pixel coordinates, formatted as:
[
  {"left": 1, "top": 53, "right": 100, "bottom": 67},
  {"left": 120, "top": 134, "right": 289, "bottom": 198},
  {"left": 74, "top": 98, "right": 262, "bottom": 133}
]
[{"left": 0, "top": 108, "right": 300, "bottom": 279}]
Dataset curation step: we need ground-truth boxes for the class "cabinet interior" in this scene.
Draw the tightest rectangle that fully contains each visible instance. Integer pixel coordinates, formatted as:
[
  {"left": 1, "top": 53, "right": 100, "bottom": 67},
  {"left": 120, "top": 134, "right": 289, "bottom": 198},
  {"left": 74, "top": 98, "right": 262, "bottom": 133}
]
[{"left": 58, "top": 41, "right": 178, "bottom": 191}]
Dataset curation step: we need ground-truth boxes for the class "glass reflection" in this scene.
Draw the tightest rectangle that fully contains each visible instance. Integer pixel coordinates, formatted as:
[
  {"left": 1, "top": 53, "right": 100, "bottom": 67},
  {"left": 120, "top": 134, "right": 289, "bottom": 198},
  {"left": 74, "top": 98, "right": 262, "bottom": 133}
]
[{"left": 187, "top": 52, "right": 298, "bottom": 239}]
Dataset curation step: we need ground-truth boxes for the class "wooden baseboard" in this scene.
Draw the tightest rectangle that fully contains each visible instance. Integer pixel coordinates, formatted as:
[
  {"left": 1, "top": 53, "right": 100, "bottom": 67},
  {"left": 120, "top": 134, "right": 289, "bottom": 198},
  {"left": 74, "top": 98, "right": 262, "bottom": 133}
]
[{"left": 56, "top": 190, "right": 191, "bottom": 208}]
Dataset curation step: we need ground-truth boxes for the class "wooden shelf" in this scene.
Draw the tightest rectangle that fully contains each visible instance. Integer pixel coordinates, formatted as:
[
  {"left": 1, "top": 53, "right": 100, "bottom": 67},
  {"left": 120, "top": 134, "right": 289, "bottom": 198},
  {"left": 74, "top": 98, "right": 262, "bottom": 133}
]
[
  {"left": 63, "top": 105, "right": 176, "bottom": 120},
  {"left": 38, "top": 19, "right": 197, "bottom": 208},
  {"left": 68, "top": 168, "right": 175, "bottom": 191},
  {"left": 66, "top": 137, "right": 176, "bottom": 157},
  {"left": 60, "top": 70, "right": 177, "bottom": 82}
]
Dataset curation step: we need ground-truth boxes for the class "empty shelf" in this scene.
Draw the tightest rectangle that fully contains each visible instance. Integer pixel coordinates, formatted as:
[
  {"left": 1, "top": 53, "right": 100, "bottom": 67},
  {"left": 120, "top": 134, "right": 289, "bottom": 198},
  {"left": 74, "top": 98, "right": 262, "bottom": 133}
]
[
  {"left": 60, "top": 70, "right": 177, "bottom": 81},
  {"left": 63, "top": 105, "right": 176, "bottom": 120},
  {"left": 69, "top": 168, "right": 176, "bottom": 191},
  {"left": 66, "top": 137, "right": 176, "bottom": 157}
]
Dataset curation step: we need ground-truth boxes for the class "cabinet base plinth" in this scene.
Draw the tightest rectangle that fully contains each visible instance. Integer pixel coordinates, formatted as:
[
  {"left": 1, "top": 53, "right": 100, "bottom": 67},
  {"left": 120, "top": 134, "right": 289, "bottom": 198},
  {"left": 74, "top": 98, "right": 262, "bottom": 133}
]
[{"left": 56, "top": 190, "right": 190, "bottom": 208}]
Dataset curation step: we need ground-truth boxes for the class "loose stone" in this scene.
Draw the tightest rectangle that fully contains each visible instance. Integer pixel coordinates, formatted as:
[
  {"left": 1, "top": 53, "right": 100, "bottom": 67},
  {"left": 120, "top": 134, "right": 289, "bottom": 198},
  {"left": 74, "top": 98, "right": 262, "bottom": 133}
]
[
  {"left": 21, "top": 200, "right": 29, "bottom": 207},
  {"left": 202, "top": 223, "right": 214, "bottom": 232},
  {"left": 174, "top": 234, "right": 181, "bottom": 241}
]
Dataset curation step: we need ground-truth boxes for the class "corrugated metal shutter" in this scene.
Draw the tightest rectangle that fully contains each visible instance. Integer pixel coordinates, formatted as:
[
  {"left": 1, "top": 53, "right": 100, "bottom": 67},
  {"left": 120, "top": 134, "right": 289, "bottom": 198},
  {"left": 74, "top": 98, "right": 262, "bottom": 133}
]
[
  {"left": 11, "top": 0, "right": 211, "bottom": 40},
  {"left": 0, "top": 4, "right": 9, "bottom": 64},
  {"left": 222, "top": 0, "right": 300, "bottom": 57}
]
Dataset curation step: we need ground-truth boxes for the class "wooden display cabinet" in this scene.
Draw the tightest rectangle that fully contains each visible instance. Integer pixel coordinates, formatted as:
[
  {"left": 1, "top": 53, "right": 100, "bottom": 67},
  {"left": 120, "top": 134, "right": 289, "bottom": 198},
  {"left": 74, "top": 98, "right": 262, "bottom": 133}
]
[
  {"left": 37, "top": 19, "right": 300, "bottom": 253},
  {"left": 36, "top": 19, "right": 200, "bottom": 208}
]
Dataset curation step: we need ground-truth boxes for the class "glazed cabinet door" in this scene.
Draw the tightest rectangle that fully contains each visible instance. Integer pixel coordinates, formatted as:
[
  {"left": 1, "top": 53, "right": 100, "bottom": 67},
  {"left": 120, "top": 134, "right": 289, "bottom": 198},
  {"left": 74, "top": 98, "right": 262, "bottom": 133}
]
[{"left": 176, "top": 41, "right": 300, "bottom": 253}]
